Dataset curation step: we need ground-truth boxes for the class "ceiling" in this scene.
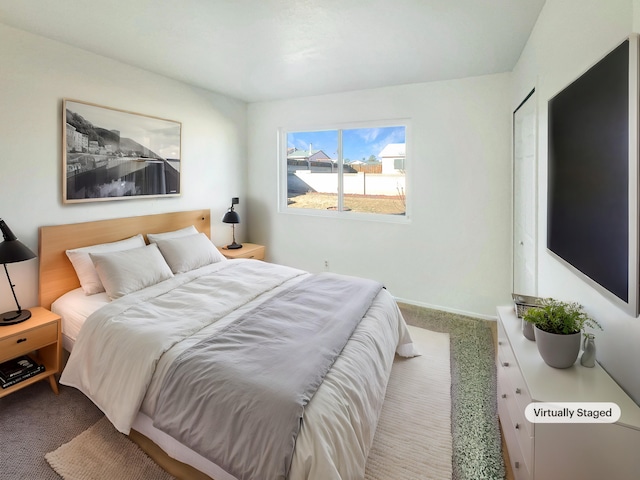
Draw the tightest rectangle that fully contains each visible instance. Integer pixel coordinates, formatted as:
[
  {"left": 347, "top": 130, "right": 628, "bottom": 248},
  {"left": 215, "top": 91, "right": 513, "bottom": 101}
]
[{"left": 0, "top": 0, "right": 545, "bottom": 103}]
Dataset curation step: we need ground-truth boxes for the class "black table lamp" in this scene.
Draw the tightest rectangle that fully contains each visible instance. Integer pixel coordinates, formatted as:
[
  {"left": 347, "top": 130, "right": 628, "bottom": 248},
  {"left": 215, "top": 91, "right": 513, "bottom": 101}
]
[
  {"left": 222, "top": 197, "right": 242, "bottom": 250},
  {"left": 0, "top": 219, "right": 37, "bottom": 325}
]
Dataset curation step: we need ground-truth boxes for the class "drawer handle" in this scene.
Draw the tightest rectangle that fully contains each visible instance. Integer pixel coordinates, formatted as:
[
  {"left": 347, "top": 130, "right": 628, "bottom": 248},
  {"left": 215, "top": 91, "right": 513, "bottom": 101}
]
[
  {"left": 16, "top": 338, "right": 27, "bottom": 344},
  {"left": 515, "top": 388, "right": 521, "bottom": 395},
  {"left": 498, "top": 341, "right": 503, "bottom": 345},
  {"left": 515, "top": 423, "right": 520, "bottom": 430},
  {"left": 501, "top": 393, "right": 507, "bottom": 399},
  {"left": 249, "top": 255, "right": 255, "bottom": 259},
  {"left": 515, "top": 461, "right": 520, "bottom": 469},
  {"left": 502, "top": 362, "right": 509, "bottom": 367}
]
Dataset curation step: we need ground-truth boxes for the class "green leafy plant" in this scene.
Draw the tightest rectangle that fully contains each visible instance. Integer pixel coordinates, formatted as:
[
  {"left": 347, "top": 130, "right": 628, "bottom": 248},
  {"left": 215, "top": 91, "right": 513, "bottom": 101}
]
[{"left": 523, "top": 298, "right": 602, "bottom": 335}]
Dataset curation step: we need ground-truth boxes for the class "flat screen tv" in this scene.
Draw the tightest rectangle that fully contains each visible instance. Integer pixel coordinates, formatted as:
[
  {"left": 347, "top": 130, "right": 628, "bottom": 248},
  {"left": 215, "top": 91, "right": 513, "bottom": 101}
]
[{"left": 547, "top": 35, "right": 639, "bottom": 316}]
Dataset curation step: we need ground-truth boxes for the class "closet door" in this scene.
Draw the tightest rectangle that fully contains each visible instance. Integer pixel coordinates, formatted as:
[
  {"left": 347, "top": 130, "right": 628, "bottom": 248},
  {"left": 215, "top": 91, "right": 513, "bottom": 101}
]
[{"left": 513, "top": 89, "right": 537, "bottom": 295}]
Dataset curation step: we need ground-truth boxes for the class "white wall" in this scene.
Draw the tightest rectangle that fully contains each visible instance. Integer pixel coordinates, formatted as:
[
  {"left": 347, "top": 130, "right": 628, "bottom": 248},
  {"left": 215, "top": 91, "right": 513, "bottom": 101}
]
[
  {"left": 511, "top": 0, "right": 640, "bottom": 402},
  {"left": 247, "top": 75, "right": 512, "bottom": 318},
  {"left": 0, "top": 24, "right": 247, "bottom": 314}
]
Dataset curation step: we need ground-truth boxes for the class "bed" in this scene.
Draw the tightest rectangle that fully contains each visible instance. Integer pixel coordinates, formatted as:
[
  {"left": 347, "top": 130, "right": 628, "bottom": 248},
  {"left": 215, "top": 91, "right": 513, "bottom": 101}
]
[{"left": 38, "top": 210, "right": 418, "bottom": 480}]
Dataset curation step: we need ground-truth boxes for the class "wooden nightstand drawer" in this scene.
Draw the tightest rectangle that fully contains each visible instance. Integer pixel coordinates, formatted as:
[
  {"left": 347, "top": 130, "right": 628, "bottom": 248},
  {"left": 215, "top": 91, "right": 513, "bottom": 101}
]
[
  {"left": 0, "top": 321, "right": 57, "bottom": 363},
  {"left": 218, "top": 243, "right": 265, "bottom": 260},
  {"left": 232, "top": 246, "right": 265, "bottom": 259}
]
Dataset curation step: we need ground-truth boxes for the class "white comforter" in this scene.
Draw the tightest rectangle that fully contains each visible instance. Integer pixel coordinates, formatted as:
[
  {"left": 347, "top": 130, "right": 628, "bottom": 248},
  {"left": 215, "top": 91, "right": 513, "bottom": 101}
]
[{"left": 60, "top": 259, "right": 418, "bottom": 479}]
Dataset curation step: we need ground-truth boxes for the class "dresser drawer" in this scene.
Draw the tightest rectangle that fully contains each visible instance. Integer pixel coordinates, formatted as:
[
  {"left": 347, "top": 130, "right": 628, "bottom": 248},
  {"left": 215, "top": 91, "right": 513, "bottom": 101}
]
[
  {"left": 502, "top": 355, "right": 533, "bottom": 434},
  {"left": 0, "top": 321, "right": 58, "bottom": 363},
  {"left": 498, "top": 367, "right": 534, "bottom": 470},
  {"left": 500, "top": 403, "right": 532, "bottom": 480},
  {"left": 497, "top": 338, "right": 533, "bottom": 436},
  {"left": 497, "top": 316, "right": 509, "bottom": 351}
]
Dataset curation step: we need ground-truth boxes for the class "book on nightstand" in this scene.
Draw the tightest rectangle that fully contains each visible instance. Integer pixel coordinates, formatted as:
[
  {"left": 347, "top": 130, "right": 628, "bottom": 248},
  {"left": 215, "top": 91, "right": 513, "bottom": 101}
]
[{"left": 0, "top": 356, "right": 45, "bottom": 389}]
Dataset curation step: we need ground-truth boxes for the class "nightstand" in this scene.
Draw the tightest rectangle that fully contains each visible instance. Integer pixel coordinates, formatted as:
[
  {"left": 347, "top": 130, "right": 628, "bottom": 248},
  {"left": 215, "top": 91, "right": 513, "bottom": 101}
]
[
  {"left": 0, "top": 307, "right": 61, "bottom": 398},
  {"left": 218, "top": 243, "right": 265, "bottom": 260}
]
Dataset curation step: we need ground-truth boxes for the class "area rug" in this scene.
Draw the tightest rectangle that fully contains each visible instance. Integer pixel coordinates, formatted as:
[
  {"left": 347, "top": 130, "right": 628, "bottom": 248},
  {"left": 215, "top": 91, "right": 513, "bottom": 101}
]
[
  {"left": 398, "top": 303, "right": 505, "bottom": 480},
  {"left": 365, "top": 325, "right": 452, "bottom": 480},
  {"left": 45, "top": 416, "right": 174, "bottom": 480},
  {"left": 46, "top": 325, "right": 452, "bottom": 480}
]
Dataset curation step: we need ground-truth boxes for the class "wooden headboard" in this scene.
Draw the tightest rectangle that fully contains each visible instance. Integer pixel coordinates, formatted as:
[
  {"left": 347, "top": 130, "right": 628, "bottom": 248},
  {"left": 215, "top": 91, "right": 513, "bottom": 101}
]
[{"left": 38, "top": 209, "right": 211, "bottom": 310}]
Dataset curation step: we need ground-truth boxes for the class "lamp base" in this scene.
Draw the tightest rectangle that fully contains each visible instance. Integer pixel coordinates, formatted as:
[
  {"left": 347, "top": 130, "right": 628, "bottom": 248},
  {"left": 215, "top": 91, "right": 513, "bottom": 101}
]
[
  {"left": 226, "top": 242, "right": 243, "bottom": 250},
  {"left": 1, "top": 309, "right": 31, "bottom": 326}
]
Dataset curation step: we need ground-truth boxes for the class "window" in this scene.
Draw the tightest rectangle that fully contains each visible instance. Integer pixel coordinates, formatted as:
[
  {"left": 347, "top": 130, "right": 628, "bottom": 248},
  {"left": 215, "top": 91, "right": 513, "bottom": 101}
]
[{"left": 280, "top": 122, "right": 408, "bottom": 220}]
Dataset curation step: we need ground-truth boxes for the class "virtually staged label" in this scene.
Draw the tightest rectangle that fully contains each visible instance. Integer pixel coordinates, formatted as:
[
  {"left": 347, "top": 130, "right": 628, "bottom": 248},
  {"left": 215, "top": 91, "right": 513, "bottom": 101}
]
[{"left": 524, "top": 402, "right": 621, "bottom": 423}]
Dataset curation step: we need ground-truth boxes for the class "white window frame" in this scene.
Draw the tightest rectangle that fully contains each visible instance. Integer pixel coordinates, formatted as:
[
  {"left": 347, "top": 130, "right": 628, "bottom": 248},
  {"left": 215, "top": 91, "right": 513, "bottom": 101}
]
[{"left": 278, "top": 119, "right": 411, "bottom": 224}]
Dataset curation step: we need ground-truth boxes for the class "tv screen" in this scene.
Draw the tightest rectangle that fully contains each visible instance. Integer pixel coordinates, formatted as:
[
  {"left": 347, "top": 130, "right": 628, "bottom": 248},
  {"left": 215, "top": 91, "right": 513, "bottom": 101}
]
[{"left": 547, "top": 38, "right": 635, "bottom": 312}]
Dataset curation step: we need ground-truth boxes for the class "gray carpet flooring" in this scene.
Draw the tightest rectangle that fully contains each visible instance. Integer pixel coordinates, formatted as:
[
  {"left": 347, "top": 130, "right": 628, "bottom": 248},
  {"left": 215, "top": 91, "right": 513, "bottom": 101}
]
[
  {"left": 0, "top": 304, "right": 503, "bottom": 480},
  {"left": 0, "top": 381, "right": 103, "bottom": 480}
]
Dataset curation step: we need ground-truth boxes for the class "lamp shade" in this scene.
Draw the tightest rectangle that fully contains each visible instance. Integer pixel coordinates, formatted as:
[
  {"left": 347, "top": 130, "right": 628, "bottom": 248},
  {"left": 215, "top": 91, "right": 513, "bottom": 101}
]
[
  {"left": 0, "top": 219, "right": 36, "bottom": 325},
  {"left": 0, "top": 219, "right": 36, "bottom": 264},
  {"left": 222, "top": 210, "right": 240, "bottom": 224}
]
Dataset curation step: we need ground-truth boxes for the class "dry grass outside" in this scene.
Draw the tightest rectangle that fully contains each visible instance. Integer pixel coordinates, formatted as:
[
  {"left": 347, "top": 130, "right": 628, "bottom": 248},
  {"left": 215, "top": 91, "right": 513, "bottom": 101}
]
[{"left": 288, "top": 192, "right": 405, "bottom": 215}]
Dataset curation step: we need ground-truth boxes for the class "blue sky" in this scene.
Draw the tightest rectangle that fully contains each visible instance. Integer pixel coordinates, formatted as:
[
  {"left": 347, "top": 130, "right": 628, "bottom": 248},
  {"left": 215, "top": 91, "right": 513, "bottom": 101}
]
[{"left": 288, "top": 126, "right": 405, "bottom": 162}]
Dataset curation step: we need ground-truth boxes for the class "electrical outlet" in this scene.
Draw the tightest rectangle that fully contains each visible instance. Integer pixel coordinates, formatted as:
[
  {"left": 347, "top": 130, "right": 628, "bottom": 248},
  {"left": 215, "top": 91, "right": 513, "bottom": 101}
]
[{"left": 324, "top": 260, "right": 329, "bottom": 270}]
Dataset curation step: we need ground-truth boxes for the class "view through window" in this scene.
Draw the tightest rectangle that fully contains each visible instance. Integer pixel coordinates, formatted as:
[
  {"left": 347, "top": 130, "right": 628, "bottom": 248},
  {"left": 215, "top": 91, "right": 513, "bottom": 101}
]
[{"left": 283, "top": 124, "right": 407, "bottom": 218}]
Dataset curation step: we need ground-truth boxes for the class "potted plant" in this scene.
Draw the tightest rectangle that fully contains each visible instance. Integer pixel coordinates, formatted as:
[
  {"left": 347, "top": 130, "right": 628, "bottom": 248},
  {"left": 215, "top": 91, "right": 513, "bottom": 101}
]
[{"left": 522, "top": 298, "right": 602, "bottom": 368}]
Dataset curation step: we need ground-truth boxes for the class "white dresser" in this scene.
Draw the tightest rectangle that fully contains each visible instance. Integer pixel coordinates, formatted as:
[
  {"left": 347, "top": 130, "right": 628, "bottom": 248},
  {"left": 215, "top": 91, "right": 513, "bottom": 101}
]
[{"left": 497, "top": 306, "right": 640, "bottom": 480}]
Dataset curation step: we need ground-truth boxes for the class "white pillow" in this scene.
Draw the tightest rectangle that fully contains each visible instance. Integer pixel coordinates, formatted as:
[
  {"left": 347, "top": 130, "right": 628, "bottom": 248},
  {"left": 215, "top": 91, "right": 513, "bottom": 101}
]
[
  {"left": 66, "top": 234, "right": 146, "bottom": 295},
  {"left": 155, "top": 233, "right": 227, "bottom": 274},
  {"left": 89, "top": 244, "right": 174, "bottom": 300},
  {"left": 147, "top": 225, "right": 198, "bottom": 243}
]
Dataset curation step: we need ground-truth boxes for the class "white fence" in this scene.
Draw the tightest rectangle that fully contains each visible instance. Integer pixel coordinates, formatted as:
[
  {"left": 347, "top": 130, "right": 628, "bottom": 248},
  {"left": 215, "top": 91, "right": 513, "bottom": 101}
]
[{"left": 293, "top": 170, "right": 405, "bottom": 196}]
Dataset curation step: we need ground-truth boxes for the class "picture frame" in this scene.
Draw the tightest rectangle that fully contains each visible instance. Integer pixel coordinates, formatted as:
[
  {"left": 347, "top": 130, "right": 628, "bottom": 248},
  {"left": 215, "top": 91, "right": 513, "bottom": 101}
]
[{"left": 63, "top": 99, "right": 181, "bottom": 203}]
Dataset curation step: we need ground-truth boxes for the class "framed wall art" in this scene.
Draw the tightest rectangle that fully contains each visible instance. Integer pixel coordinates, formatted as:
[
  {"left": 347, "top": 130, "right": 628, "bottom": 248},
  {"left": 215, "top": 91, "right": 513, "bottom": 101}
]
[{"left": 63, "top": 99, "right": 181, "bottom": 203}]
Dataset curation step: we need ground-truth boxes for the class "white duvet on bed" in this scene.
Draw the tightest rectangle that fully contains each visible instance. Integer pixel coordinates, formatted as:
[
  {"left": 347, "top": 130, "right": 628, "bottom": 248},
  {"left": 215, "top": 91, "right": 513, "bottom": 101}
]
[{"left": 60, "top": 259, "right": 418, "bottom": 479}]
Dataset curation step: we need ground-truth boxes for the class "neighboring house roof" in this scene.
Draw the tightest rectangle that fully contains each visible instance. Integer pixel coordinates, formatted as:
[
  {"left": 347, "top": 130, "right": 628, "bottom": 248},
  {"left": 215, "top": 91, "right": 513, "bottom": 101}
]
[
  {"left": 378, "top": 143, "right": 405, "bottom": 158},
  {"left": 287, "top": 148, "right": 331, "bottom": 162}
]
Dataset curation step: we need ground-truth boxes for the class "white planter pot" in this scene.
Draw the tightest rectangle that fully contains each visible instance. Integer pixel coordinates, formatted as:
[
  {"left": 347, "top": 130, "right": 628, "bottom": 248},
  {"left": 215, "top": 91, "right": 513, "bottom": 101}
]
[{"left": 534, "top": 326, "right": 581, "bottom": 368}]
